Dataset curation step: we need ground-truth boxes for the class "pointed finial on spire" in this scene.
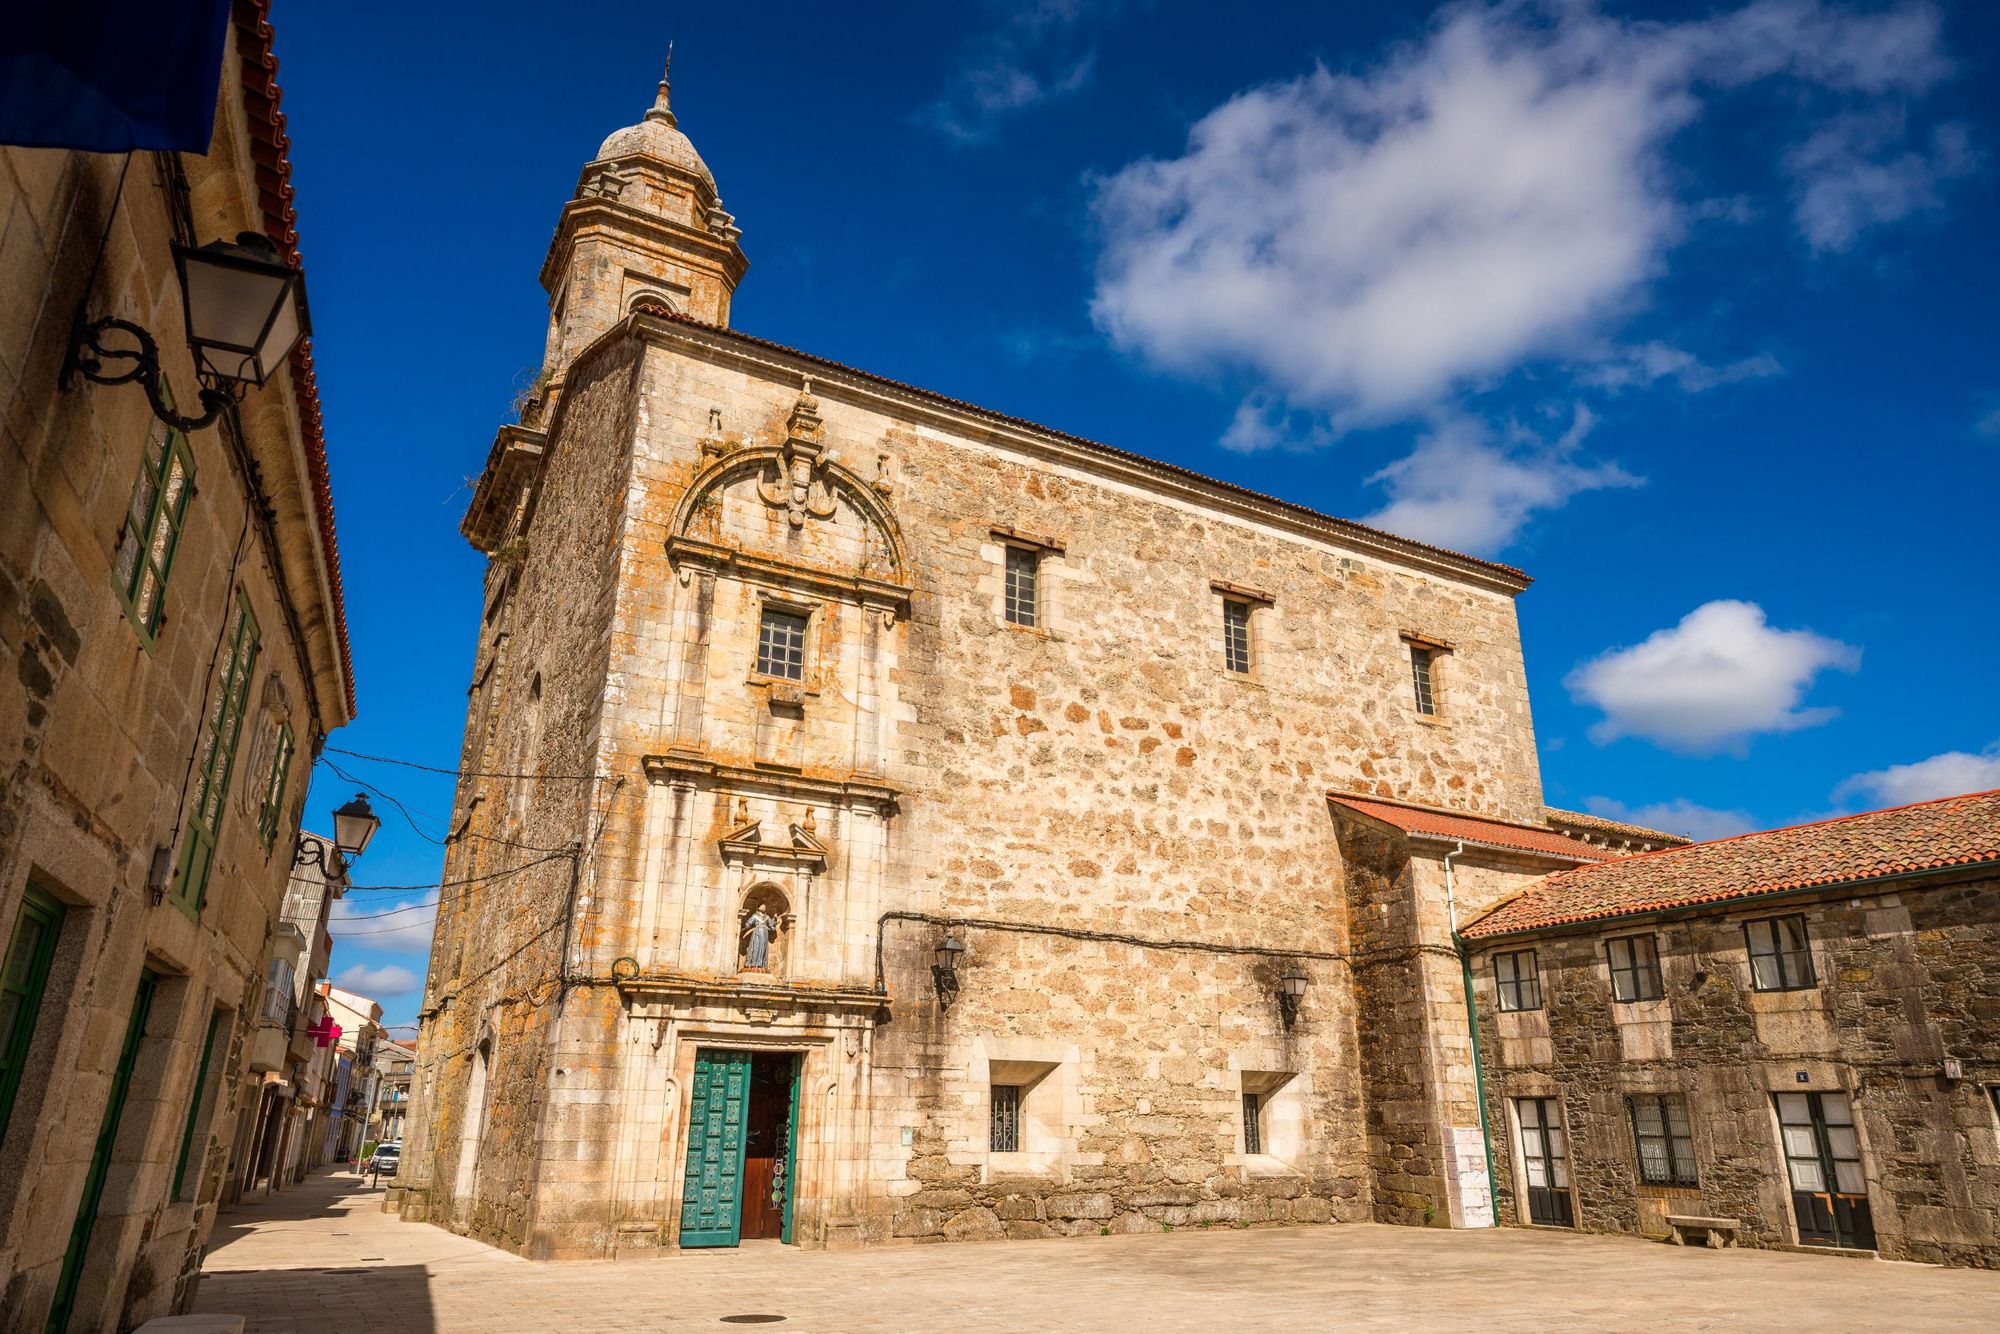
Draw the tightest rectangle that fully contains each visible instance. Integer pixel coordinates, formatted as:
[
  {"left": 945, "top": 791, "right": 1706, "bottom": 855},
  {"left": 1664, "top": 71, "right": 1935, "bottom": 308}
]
[{"left": 646, "top": 41, "right": 677, "bottom": 127}]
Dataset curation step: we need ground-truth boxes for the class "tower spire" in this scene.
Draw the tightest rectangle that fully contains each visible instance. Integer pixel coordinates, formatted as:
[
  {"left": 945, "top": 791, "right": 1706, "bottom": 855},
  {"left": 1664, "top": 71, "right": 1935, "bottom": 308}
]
[{"left": 646, "top": 42, "right": 676, "bottom": 127}]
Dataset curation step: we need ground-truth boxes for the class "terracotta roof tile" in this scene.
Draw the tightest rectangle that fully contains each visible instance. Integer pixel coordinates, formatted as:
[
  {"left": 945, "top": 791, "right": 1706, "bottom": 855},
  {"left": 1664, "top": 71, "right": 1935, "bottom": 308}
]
[
  {"left": 1463, "top": 788, "right": 2000, "bottom": 940},
  {"left": 234, "top": 0, "right": 354, "bottom": 719},
  {"left": 1328, "top": 795, "right": 1616, "bottom": 863},
  {"left": 1542, "top": 806, "right": 1689, "bottom": 846}
]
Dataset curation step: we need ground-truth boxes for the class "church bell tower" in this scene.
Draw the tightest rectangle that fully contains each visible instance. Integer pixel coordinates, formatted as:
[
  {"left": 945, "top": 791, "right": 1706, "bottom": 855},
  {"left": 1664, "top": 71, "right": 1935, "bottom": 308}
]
[{"left": 536, "top": 54, "right": 748, "bottom": 392}]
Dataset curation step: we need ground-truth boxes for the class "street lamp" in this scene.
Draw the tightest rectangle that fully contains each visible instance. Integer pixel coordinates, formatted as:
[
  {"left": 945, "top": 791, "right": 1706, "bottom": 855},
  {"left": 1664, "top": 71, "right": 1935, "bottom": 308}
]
[
  {"left": 932, "top": 936, "right": 966, "bottom": 1011},
  {"left": 296, "top": 792, "right": 382, "bottom": 871},
  {"left": 1277, "top": 967, "right": 1309, "bottom": 1029},
  {"left": 63, "top": 230, "right": 311, "bottom": 433}
]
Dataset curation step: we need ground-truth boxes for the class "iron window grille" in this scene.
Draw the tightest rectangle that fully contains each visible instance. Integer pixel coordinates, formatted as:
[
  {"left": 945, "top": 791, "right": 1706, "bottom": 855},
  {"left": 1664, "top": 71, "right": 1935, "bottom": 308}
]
[
  {"left": 1629, "top": 1093, "right": 1698, "bottom": 1186},
  {"left": 1242, "top": 1091, "right": 1263, "bottom": 1155},
  {"left": 1606, "top": 934, "right": 1664, "bottom": 1003},
  {"left": 990, "top": 1084, "right": 1021, "bottom": 1152},
  {"left": 1223, "top": 599, "right": 1253, "bottom": 674},
  {"left": 755, "top": 606, "right": 809, "bottom": 681},
  {"left": 1494, "top": 949, "right": 1542, "bottom": 1012},
  {"left": 1003, "top": 545, "right": 1039, "bottom": 627},
  {"left": 1410, "top": 645, "right": 1438, "bottom": 716},
  {"left": 1745, "top": 915, "right": 1815, "bottom": 991}
]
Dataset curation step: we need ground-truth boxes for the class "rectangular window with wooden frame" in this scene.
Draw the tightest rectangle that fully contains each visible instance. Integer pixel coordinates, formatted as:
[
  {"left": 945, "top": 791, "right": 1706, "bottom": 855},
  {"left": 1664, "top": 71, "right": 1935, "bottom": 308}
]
[
  {"left": 112, "top": 419, "right": 196, "bottom": 643},
  {"left": 0, "top": 885, "right": 66, "bottom": 1145},
  {"left": 1605, "top": 934, "right": 1664, "bottom": 1002},
  {"left": 1494, "top": 949, "right": 1541, "bottom": 1012},
  {"left": 173, "top": 593, "right": 260, "bottom": 915},
  {"left": 1629, "top": 1093, "right": 1698, "bottom": 1187},
  {"left": 1409, "top": 644, "right": 1439, "bottom": 716},
  {"left": 1222, "top": 598, "right": 1253, "bottom": 675},
  {"left": 1745, "top": 915, "right": 1815, "bottom": 991},
  {"left": 1003, "top": 545, "right": 1039, "bottom": 628},
  {"left": 256, "top": 722, "right": 295, "bottom": 853}
]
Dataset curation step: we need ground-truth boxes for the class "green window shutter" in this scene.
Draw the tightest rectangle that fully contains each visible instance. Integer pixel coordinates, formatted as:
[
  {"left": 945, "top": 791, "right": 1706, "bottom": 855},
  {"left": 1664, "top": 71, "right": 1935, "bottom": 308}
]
[
  {"left": 172, "top": 1008, "right": 223, "bottom": 1200},
  {"left": 174, "top": 593, "right": 261, "bottom": 914},
  {"left": 112, "top": 424, "right": 195, "bottom": 643},
  {"left": 0, "top": 885, "right": 66, "bottom": 1145},
  {"left": 258, "top": 723, "right": 295, "bottom": 852}
]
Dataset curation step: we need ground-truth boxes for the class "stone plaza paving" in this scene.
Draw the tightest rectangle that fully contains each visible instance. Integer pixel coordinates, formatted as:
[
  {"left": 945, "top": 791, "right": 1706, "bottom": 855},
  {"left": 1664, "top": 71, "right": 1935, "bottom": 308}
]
[{"left": 197, "top": 1170, "right": 2000, "bottom": 1333}]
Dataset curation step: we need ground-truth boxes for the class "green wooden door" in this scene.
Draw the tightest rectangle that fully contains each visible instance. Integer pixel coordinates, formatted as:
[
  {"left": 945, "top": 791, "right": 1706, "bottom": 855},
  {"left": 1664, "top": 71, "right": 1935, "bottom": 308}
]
[
  {"left": 47, "top": 969, "right": 156, "bottom": 1333},
  {"left": 679, "top": 1048, "right": 752, "bottom": 1248}
]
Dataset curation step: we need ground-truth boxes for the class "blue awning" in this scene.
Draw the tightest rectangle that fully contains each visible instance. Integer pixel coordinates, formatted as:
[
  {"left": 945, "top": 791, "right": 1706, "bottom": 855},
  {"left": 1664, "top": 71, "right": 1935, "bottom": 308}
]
[{"left": 0, "top": 0, "right": 232, "bottom": 153}]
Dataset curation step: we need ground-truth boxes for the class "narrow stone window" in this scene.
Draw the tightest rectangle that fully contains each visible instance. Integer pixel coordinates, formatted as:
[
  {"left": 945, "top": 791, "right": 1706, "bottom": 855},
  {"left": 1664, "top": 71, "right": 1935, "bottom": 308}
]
[
  {"left": 1223, "top": 599, "right": 1253, "bottom": 674},
  {"left": 1605, "top": 934, "right": 1663, "bottom": 1003},
  {"left": 113, "top": 419, "right": 196, "bottom": 642},
  {"left": 1241, "top": 1091, "right": 1263, "bottom": 1155},
  {"left": 1409, "top": 644, "right": 1438, "bottom": 716},
  {"left": 1745, "top": 915, "right": 1815, "bottom": 991},
  {"left": 1629, "top": 1093, "right": 1698, "bottom": 1187},
  {"left": 990, "top": 1084, "right": 1021, "bottom": 1152},
  {"left": 755, "top": 606, "right": 809, "bottom": 681},
  {"left": 1494, "top": 949, "right": 1541, "bottom": 1012},
  {"left": 1003, "top": 546, "right": 1039, "bottom": 628}
]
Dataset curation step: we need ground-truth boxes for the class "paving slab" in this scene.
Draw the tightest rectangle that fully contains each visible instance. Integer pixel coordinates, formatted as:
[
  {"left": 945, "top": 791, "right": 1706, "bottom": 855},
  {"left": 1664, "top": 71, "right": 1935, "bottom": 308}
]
[{"left": 197, "top": 1169, "right": 2000, "bottom": 1332}]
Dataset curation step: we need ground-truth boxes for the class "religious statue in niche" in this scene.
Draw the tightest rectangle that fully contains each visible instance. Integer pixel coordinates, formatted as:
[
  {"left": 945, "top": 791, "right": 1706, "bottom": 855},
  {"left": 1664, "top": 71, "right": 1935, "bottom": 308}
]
[{"left": 738, "top": 885, "right": 792, "bottom": 975}]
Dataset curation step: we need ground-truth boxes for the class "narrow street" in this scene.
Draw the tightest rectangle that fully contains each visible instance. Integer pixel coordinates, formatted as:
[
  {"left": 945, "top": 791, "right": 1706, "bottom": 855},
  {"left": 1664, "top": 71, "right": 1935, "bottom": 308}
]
[{"left": 196, "top": 1169, "right": 2000, "bottom": 1333}]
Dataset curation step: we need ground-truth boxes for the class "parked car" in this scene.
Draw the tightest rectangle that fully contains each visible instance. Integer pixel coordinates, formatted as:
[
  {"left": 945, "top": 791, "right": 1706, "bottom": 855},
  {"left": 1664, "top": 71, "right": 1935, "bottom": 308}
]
[{"left": 369, "top": 1142, "right": 401, "bottom": 1176}]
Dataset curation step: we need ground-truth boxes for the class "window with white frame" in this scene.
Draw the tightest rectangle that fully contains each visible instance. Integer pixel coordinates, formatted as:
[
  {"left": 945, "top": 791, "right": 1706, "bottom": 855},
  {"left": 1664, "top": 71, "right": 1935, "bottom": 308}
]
[
  {"left": 755, "top": 605, "right": 809, "bottom": 681},
  {"left": 1223, "top": 599, "right": 1253, "bottom": 675},
  {"left": 1494, "top": 949, "right": 1541, "bottom": 1012},
  {"left": 1606, "top": 934, "right": 1664, "bottom": 1002},
  {"left": 1003, "top": 545, "right": 1039, "bottom": 627}
]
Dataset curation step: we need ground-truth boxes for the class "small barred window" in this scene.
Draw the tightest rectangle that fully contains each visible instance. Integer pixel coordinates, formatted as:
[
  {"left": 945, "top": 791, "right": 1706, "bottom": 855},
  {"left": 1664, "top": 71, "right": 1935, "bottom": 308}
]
[
  {"left": 756, "top": 607, "right": 809, "bottom": 681},
  {"left": 1003, "top": 546, "right": 1039, "bottom": 628},
  {"left": 1223, "top": 599, "right": 1252, "bottom": 674}
]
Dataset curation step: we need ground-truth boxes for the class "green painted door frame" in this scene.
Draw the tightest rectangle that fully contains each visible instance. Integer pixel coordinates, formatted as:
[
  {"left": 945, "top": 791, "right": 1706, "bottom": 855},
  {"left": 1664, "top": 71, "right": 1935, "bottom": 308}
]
[
  {"left": 780, "top": 1053, "right": 801, "bottom": 1245},
  {"left": 47, "top": 968, "right": 157, "bottom": 1333}
]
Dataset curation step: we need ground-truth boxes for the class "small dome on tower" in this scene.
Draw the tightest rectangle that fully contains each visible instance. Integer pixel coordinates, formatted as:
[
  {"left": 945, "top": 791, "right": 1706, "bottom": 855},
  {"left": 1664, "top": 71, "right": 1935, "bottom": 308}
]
[{"left": 592, "top": 55, "right": 714, "bottom": 187}]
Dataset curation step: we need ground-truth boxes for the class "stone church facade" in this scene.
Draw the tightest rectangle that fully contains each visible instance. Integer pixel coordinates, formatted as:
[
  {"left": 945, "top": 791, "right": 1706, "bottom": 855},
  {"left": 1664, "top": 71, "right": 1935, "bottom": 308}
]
[{"left": 394, "top": 65, "right": 1679, "bottom": 1258}]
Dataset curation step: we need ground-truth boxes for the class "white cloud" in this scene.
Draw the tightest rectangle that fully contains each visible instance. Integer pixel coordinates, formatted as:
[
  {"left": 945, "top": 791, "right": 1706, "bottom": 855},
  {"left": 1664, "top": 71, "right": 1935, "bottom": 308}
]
[
  {"left": 334, "top": 963, "right": 420, "bottom": 998},
  {"left": 1834, "top": 742, "right": 2000, "bottom": 807},
  {"left": 1583, "top": 795, "right": 1760, "bottom": 842},
  {"left": 330, "top": 892, "right": 438, "bottom": 956},
  {"left": 1363, "top": 407, "right": 1638, "bottom": 553},
  {"left": 1581, "top": 341, "right": 1783, "bottom": 394},
  {"left": 1566, "top": 600, "right": 1860, "bottom": 754},
  {"left": 920, "top": 1, "right": 1108, "bottom": 144},
  {"left": 1089, "top": 1, "right": 1952, "bottom": 428},
  {"left": 1788, "top": 112, "right": 1975, "bottom": 252}
]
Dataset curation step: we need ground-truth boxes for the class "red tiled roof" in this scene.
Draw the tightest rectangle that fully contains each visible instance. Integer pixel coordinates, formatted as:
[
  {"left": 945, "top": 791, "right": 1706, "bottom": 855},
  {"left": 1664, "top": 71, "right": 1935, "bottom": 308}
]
[
  {"left": 1328, "top": 794, "right": 1616, "bottom": 862},
  {"left": 235, "top": 0, "right": 355, "bottom": 718},
  {"left": 644, "top": 311, "right": 1531, "bottom": 592},
  {"left": 1463, "top": 788, "right": 2000, "bottom": 940}
]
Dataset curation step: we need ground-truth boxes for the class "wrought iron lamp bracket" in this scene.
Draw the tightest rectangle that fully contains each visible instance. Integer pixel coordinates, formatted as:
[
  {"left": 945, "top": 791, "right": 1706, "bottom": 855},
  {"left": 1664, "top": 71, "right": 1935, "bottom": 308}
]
[
  {"left": 931, "top": 962, "right": 961, "bottom": 1012},
  {"left": 62, "top": 315, "right": 237, "bottom": 433}
]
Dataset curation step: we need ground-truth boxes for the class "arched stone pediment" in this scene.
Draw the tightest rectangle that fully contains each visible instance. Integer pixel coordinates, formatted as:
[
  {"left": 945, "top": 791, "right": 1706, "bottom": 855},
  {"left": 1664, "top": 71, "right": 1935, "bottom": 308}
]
[{"left": 667, "top": 390, "right": 911, "bottom": 612}]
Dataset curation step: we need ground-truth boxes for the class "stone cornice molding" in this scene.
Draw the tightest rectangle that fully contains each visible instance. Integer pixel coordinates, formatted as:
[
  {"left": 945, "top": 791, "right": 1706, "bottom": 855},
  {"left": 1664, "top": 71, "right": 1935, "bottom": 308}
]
[
  {"left": 641, "top": 751, "right": 899, "bottom": 813},
  {"left": 462, "top": 424, "right": 548, "bottom": 551},
  {"left": 632, "top": 316, "right": 1534, "bottom": 597},
  {"left": 539, "top": 195, "right": 749, "bottom": 293},
  {"left": 615, "top": 972, "right": 889, "bottom": 1022}
]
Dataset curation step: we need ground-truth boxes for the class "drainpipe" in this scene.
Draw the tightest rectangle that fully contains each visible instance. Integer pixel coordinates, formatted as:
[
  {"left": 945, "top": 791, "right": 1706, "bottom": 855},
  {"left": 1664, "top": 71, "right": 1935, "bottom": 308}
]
[{"left": 1443, "top": 839, "right": 1500, "bottom": 1226}]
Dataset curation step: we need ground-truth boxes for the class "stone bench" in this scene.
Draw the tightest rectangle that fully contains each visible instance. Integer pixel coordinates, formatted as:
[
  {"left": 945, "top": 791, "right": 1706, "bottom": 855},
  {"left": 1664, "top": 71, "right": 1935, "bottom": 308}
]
[{"left": 1665, "top": 1215, "right": 1741, "bottom": 1249}]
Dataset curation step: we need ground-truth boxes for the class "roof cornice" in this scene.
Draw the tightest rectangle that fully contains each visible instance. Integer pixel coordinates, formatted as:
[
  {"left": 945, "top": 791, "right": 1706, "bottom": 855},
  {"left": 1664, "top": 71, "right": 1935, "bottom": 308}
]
[{"left": 633, "top": 315, "right": 1534, "bottom": 596}]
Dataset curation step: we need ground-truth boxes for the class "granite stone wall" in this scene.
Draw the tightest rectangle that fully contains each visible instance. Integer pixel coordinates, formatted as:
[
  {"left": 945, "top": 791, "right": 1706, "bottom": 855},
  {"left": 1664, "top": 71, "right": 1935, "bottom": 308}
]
[{"left": 1472, "top": 873, "right": 2000, "bottom": 1268}]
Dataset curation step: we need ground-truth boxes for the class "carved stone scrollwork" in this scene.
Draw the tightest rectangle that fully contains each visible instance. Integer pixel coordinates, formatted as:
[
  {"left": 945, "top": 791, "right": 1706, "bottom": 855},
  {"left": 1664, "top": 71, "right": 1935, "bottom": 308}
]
[{"left": 756, "top": 384, "right": 839, "bottom": 528}]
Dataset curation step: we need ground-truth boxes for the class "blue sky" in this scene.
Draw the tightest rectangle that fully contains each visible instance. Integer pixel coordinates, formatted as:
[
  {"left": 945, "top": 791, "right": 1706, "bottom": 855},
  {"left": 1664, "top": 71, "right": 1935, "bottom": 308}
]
[{"left": 277, "top": 1, "right": 2000, "bottom": 1033}]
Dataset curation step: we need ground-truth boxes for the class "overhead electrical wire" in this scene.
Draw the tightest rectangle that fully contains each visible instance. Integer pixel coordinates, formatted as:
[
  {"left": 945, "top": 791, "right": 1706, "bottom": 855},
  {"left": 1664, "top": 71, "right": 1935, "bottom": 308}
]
[{"left": 324, "top": 745, "right": 599, "bottom": 782}]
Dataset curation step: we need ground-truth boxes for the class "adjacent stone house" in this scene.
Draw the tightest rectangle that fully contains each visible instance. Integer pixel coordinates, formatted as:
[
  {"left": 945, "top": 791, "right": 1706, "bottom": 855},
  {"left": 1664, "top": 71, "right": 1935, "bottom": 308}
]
[
  {"left": 1462, "top": 789, "right": 2000, "bottom": 1267},
  {"left": 0, "top": 4, "right": 356, "bottom": 1326},
  {"left": 395, "top": 64, "right": 1674, "bottom": 1259}
]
